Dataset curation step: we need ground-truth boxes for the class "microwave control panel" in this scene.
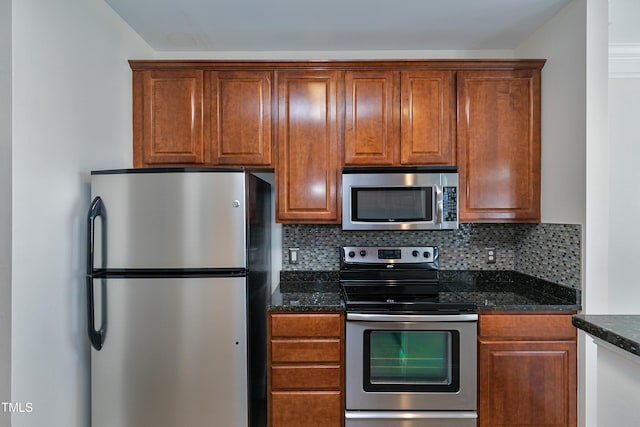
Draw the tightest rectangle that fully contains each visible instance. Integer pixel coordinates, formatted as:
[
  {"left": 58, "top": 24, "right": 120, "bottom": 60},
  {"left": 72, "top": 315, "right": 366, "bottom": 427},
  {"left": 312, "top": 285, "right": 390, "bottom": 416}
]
[{"left": 443, "top": 186, "right": 458, "bottom": 222}]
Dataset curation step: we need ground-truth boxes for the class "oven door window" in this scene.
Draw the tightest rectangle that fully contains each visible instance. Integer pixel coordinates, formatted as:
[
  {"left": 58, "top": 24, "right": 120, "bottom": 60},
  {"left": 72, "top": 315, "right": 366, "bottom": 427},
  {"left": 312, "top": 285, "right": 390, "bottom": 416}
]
[
  {"left": 352, "top": 187, "right": 433, "bottom": 222},
  {"left": 363, "top": 330, "right": 460, "bottom": 392}
]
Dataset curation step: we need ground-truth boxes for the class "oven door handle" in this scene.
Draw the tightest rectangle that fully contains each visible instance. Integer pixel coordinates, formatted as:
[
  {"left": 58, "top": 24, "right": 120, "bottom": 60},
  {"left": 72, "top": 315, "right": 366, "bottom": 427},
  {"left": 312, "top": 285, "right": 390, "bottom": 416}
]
[
  {"left": 346, "top": 411, "right": 478, "bottom": 420},
  {"left": 346, "top": 313, "right": 478, "bottom": 322}
]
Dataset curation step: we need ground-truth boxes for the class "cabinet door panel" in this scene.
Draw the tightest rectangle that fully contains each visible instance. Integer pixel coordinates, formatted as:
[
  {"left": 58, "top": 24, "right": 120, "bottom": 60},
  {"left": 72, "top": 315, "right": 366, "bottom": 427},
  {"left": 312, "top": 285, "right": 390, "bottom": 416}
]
[
  {"left": 271, "top": 313, "right": 342, "bottom": 337},
  {"left": 344, "top": 70, "right": 398, "bottom": 165},
  {"left": 271, "top": 391, "right": 342, "bottom": 427},
  {"left": 479, "top": 340, "right": 577, "bottom": 427},
  {"left": 401, "top": 70, "right": 455, "bottom": 165},
  {"left": 271, "top": 339, "right": 341, "bottom": 363},
  {"left": 271, "top": 365, "right": 341, "bottom": 390},
  {"left": 479, "top": 314, "right": 577, "bottom": 340},
  {"left": 457, "top": 69, "right": 541, "bottom": 222},
  {"left": 205, "top": 70, "right": 272, "bottom": 165},
  {"left": 276, "top": 71, "right": 341, "bottom": 223},
  {"left": 138, "top": 70, "right": 204, "bottom": 165}
]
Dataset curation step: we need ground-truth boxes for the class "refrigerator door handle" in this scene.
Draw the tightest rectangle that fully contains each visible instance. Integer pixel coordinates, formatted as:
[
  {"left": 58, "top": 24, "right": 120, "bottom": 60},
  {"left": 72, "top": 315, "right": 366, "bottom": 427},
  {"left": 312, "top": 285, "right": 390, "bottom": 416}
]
[{"left": 86, "top": 196, "right": 105, "bottom": 350}]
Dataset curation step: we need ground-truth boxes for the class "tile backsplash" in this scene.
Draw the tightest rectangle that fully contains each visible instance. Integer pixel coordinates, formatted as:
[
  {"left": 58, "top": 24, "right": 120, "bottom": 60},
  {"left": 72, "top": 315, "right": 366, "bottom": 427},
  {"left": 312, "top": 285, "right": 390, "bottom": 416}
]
[{"left": 281, "top": 223, "right": 582, "bottom": 289}]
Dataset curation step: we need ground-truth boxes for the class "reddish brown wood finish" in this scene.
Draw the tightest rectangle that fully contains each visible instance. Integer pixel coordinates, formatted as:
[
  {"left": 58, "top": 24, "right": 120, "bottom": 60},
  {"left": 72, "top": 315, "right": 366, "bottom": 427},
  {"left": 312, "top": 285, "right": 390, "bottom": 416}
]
[
  {"left": 271, "top": 339, "right": 341, "bottom": 363},
  {"left": 478, "top": 314, "right": 577, "bottom": 427},
  {"left": 401, "top": 70, "right": 456, "bottom": 165},
  {"left": 344, "top": 70, "right": 398, "bottom": 165},
  {"left": 479, "top": 313, "right": 577, "bottom": 340},
  {"left": 135, "top": 69, "right": 205, "bottom": 166},
  {"left": 130, "top": 60, "right": 545, "bottom": 224},
  {"left": 270, "top": 391, "right": 342, "bottom": 427},
  {"left": 271, "top": 365, "right": 341, "bottom": 390},
  {"left": 271, "top": 313, "right": 343, "bottom": 337},
  {"left": 205, "top": 70, "right": 272, "bottom": 166},
  {"left": 457, "top": 69, "right": 542, "bottom": 222},
  {"left": 267, "top": 312, "right": 345, "bottom": 427},
  {"left": 275, "top": 70, "right": 342, "bottom": 223}
]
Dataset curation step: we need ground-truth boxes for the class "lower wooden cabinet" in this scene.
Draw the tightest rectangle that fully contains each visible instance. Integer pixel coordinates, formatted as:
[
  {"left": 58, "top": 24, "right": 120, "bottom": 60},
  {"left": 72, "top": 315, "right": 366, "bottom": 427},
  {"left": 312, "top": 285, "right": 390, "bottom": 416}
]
[
  {"left": 478, "top": 313, "right": 577, "bottom": 427},
  {"left": 268, "top": 312, "right": 345, "bottom": 427},
  {"left": 271, "top": 392, "right": 342, "bottom": 427}
]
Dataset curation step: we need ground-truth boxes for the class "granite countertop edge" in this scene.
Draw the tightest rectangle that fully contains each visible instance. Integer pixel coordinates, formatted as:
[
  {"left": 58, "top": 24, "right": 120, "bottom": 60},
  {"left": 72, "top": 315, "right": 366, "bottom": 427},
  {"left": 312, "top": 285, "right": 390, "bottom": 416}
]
[
  {"left": 268, "top": 270, "right": 581, "bottom": 313},
  {"left": 572, "top": 314, "right": 640, "bottom": 357}
]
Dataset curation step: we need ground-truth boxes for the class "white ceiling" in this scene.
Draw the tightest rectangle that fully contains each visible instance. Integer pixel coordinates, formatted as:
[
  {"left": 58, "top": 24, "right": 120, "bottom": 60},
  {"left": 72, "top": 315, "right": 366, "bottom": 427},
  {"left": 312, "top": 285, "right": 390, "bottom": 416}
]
[{"left": 104, "top": 0, "right": 573, "bottom": 52}]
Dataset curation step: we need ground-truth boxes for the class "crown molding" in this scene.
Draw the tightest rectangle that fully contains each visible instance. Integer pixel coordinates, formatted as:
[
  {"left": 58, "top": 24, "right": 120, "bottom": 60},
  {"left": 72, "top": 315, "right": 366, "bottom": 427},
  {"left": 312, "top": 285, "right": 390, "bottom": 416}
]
[{"left": 609, "top": 43, "right": 640, "bottom": 78}]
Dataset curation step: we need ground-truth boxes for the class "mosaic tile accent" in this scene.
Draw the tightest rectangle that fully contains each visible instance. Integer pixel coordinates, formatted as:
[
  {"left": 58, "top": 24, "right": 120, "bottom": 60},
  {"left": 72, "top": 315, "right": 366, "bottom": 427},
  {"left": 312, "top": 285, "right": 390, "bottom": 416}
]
[
  {"left": 515, "top": 223, "right": 582, "bottom": 289},
  {"left": 281, "top": 223, "right": 583, "bottom": 290}
]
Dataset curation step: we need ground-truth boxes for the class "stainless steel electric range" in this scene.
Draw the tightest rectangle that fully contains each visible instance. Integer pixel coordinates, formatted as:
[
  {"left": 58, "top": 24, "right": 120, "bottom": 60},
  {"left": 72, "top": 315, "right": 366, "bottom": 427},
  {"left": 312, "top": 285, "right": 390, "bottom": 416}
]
[{"left": 340, "top": 246, "right": 478, "bottom": 427}]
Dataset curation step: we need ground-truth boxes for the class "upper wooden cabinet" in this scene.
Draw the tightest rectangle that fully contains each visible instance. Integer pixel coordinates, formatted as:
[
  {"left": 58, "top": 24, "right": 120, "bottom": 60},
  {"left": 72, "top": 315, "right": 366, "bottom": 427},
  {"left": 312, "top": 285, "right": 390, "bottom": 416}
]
[
  {"left": 343, "top": 70, "right": 455, "bottom": 166},
  {"left": 400, "top": 70, "right": 456, "bottom": 165},
  {"left": 132, "top": 66, "right": 272, "bottom": 167},
  {"left": 457, "top": 69, "right": 542, "bottom": 222},
  {"left": 133, "top": 69, "right": 205, "bottom": 165},
  {"left": 275, "top": 70, "right": 342, "bottom": 223},
  {"left": 204, "top": 70, "right": 272, "bottom": 166},
  {"left": 130, "top": 60, "right": 544, "bottom": 224},
  {"left": 344, "top": 70, "right": 398, "bottom": 166}
]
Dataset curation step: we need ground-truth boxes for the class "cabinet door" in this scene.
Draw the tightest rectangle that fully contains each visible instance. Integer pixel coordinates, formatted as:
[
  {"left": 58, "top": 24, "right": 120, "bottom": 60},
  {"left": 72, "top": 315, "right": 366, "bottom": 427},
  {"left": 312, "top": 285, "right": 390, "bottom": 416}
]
[
  {"left": 134, "top": 69, "right": 204, "bottom": 166},
  {"left": 276, "top": 71, "right": 341, "bottom": 223},
  {"left": 205, "top": 70, "right": 272, "bottom": 166},
  {"left": 401, "top": 70, "right": 455, "bottom": 165},
  {"left": 344, "top": 70, "right": 398, "bottom": 166},
  {"left": 271, "top": 391, "right": 342, "bottom": 427},
  {"left": 457, "top": 69, "right": 541, "bottom": 222},
  {"left": 271, "top": 313, "right": 343, "bottom": 337},
  {"left": 478, "top": 339, "right": 577, "bottom": 427}
]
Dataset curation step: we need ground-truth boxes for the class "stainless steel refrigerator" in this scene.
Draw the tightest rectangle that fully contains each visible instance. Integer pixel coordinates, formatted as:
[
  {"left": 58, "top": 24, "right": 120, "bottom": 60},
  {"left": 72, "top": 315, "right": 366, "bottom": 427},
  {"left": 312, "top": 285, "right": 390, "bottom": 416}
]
[{"left": 86, "top": 168, "right": 271, "bottom": 427}]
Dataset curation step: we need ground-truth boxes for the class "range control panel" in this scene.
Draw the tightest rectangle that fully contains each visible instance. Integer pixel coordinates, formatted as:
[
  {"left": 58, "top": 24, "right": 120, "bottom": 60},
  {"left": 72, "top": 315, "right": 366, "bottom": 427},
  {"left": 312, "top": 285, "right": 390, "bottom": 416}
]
[{"left": 341, "top": 246, "right": 436, "bottom": 264}]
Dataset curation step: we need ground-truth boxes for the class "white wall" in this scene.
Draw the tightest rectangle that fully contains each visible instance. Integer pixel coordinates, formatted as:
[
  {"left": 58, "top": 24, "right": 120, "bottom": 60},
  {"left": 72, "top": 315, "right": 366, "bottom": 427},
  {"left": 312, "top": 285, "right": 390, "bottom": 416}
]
[
  {"left": 11, "top": 0, "right": 154, "bottom": 426},
  {"left": 155, "top": 49, "right": 515, "bottom": 60},
  {"left": 608, "top": 0, "right": 640, "bottom": 313},
  {"left": 608, "top": 78, "right": 640, "bottom": 312},
  {"left": 515, "top": 0, "right": 587, "bottom": 226},
  {"left": 516, "top": 1, "right": 610, "bottom": 426},
  {"left": 0, "top": 0, "right": 11, "bottom": 425}
]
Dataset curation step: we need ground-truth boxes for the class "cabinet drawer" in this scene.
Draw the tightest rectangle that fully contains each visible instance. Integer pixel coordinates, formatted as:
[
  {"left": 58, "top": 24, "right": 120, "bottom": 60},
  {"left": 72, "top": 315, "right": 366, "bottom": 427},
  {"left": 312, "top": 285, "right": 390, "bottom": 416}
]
[
  {"left": 479, "top": 314, "right": 576, "bottom": 340},
  {"left": 271, "top": 365, "right": 341, "bottom": 390},
  {"left": 271, "top": 339, "right": 341, "bottom": 363},
  {"left": 271, "top": 391, "right": 342, "bottom": 427},
  {"left": 271, "top": 313, "right": 342, "bottom": 338}
]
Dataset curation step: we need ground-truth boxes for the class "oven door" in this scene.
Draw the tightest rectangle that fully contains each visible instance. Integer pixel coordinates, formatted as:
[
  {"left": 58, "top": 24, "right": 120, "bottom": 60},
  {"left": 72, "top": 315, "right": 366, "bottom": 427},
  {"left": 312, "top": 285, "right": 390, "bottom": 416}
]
[{"left": 346, "top": 313, "right": 477, "bottom": 411}]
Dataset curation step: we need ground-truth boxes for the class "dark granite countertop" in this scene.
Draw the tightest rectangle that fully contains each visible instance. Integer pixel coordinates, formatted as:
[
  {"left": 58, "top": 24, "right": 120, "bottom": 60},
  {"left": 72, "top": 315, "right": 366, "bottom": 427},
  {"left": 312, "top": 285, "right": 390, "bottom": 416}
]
[
  {"left": 441, "top": 270, "right": 581, "bottom": 312},
  {"left": 572, "top": 314, "right": 640, "bottom": 357},
  {"left": 269, "top": 281, "right": 343, "bottom": 312},
  {"left": 269, "top": 270, "right": 581, "bottom": 313}
]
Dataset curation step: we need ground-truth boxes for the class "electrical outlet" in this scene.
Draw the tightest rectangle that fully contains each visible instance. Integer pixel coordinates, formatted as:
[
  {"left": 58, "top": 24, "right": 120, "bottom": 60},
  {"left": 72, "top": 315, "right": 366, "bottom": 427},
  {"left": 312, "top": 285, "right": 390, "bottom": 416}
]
[
  {"left": 288, "top": 247, "right": 300, "bottom": 264},
  {"left": 486, "top": 248, "right": 496, "bottom": 264}
]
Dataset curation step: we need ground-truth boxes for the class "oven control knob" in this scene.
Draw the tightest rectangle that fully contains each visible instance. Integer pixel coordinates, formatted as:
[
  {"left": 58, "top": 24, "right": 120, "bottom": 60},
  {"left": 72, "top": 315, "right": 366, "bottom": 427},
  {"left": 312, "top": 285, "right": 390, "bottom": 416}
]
[
  {"left": 412, "top": 250, "right": 420, "bottom": 257},
  {"left": 359, "top": 250, "right": 367, "bottom": 257},
  {"left": 423, "top": 251, "right": 431, "bottom": 258},
  {"left": 348, "top": 251, "right": 355, "bottom": 258}
]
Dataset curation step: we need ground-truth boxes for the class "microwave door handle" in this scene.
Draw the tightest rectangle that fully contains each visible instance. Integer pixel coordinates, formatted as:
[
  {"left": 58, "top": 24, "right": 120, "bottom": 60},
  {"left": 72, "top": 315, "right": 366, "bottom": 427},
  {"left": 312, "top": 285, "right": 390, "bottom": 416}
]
[{"left": 435, "top": 185, "right": 444, "bottom": 224}]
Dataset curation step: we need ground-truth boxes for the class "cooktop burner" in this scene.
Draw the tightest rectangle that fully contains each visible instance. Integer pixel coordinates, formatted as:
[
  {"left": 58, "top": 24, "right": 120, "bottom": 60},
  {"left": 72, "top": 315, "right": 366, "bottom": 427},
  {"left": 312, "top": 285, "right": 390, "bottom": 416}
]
[{"left": 339, "top": 246, "right": 476, "bottom": 314}]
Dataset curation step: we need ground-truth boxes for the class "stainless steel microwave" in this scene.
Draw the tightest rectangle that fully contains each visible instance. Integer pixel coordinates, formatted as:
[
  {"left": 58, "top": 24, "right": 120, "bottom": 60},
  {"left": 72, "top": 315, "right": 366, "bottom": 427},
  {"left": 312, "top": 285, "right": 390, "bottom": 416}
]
[{"left": 342, "top": 167, "right": 459, "bottom": 231}]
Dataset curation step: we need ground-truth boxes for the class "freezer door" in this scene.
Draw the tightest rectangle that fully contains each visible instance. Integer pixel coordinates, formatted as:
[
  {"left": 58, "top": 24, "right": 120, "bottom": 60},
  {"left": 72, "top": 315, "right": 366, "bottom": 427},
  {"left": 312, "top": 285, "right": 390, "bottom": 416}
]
[
  {"left": 91, "top": 170, "right": 247, "bottom": 269},
  {"left": 91, "top": 277, "right": 248, "bottom": 427}
]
